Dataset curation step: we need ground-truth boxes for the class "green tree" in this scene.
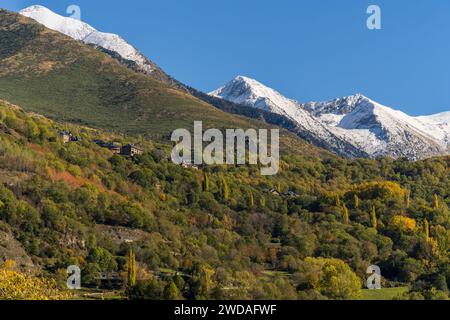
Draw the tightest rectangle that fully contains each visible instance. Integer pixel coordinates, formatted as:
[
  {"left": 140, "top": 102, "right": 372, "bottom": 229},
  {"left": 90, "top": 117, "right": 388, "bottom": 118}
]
[{"left": 164, "top": 281, "right": 182, "bottom": 300}]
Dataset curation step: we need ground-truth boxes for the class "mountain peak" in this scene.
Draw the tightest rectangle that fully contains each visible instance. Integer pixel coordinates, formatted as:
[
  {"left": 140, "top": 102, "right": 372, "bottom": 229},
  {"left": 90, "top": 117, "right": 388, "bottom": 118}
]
[
  {"left": 210, "top": 76, "right": 301, "bottom": 115},
  {"left": 19, "top": 5, "right": 155, "bottom": 74},
  {"left": 20, "top": 5, "right": 96, "bottom": 40}
]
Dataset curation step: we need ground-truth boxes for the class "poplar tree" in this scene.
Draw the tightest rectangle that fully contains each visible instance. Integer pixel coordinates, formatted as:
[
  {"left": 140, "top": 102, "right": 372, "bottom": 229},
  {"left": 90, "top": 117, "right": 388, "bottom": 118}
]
[
  {"left": 434, "top": 194, "right": 439, "bottom": 209},
  {"left": 221, "top": 176, "right": 229, "bottom": 202},
  {"left": 248, "top": 191, "right": 255, "bottom": 210},
  {"left": 371, "top": 206, "right": 377, "bottom": 230},
  {"left": 424, "top": 219, "right": 430, "bottom": 242},
  {"left": 202, "top": 172, "right": 209, "bottom": 192},
  {"left": 405, "top": 190, "right": 411, "bottom": 209},
  {"left": 127, "top": 249, "right": 137, "bottom": 287},
  {"left": 354, "top": 194, "right": 359, "bottom": 209},
  {"left": 342, "top": 204, "right": 349, "bottom": 224}
]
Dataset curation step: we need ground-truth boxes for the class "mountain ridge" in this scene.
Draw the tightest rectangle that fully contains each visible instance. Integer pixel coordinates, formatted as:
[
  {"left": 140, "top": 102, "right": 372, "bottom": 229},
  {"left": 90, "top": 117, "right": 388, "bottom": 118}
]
[{"left": 211, "top": 76, "right": 450, "bottom": 160}]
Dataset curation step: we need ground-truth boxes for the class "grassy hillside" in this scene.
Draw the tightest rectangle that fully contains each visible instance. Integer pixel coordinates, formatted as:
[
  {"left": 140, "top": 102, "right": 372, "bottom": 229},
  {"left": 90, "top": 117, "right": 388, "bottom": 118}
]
[
  {"left": 0, "top": 10, "right": 287, "bottom": 138},
  {"left": 0, "top": 100, "right": 449, "bottom": 300}
]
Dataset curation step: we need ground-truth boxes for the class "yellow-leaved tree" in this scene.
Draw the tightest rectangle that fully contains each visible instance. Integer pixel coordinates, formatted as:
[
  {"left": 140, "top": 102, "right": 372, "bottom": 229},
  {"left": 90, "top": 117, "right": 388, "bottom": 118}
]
[{"left": 0, "top": 260, "right": 70, "bottom": 300}]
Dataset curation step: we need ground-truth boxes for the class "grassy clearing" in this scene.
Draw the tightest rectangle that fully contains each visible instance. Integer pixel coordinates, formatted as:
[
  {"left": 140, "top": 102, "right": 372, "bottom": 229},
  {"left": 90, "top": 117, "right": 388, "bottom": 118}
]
[{"left": 360, "top": 287, "right": 409, "bottom": 300}]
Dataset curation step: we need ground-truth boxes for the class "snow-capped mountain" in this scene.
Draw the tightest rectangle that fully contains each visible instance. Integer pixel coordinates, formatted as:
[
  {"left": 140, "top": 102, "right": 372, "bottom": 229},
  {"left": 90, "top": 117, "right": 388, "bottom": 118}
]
[
  {"left": 211, "top": 77, "right": 450, "bottom": 160},
  {"left": 210, "top": 76, "right": 369, "bottom": 158},
  {"left": 19, "top": 5, "right": 158, "bottom": 76}
]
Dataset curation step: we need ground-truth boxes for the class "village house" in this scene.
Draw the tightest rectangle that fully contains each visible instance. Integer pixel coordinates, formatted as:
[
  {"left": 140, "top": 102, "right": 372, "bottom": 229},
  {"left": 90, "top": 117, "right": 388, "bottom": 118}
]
[
  {"left": 120, "top": 144, "right": 143, "bottom": 157},
  {"left": 94, "top": 140, "right": 143, "bottom": 157},
  {"left": 94, "top": 140, "right": 121, "bottom": 154}
]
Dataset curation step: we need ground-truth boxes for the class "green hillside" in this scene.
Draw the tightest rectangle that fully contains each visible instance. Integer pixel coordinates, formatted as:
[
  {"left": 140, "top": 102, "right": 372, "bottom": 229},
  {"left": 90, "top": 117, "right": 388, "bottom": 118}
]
[
  {"left": 0, "top": 10, "right": 282, "bottom": 137},
  {"left": 0, "top": 100, "right": 449, "bottom": 300}
]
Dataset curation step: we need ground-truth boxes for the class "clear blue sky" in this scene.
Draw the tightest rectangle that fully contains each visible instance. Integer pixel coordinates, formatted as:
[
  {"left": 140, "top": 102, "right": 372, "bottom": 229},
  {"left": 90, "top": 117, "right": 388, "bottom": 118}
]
[{"left": 3, "top": 0, "right": 450, "bottom": 115}]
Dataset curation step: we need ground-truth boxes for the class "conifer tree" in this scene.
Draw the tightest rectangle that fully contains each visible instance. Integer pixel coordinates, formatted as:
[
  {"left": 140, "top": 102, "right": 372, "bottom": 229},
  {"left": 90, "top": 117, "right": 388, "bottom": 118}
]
[{"left": 371, "top": 206, "right": 377, "bottom": 230}]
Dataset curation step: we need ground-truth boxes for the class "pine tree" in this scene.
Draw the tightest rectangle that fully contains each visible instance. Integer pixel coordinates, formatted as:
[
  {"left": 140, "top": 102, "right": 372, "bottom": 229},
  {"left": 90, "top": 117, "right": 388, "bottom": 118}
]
[
  {"left": 127, "top": 249, "right": 137, "bottom": 287},
  {"left": 221, "top": 176, "right": 229, "bottom": 202},
  {"left": 354, "top": 194, "right": 359, "bottom": 209},
  {"left": 434, "top": 194, "right": 439, "bottom": 209},
  {"left": 342, "top": 204, "right": 349, "bottom": 224},
  {"left": 424, "top": 219, "right": 430, "bottom": 242},
  {"left": 371, "top": 206, "right": 377, "bottom": 230},
  {"left": 202, "top": 172, "right": 209, "bottom": 192}
]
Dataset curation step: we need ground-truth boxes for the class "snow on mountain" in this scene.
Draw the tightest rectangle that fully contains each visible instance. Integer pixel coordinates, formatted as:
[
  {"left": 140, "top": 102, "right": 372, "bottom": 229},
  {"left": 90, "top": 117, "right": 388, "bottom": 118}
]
[
  {"left": 416, "top": 112, "right": 450, "bottom": 145},
  {"left": 210, "top": 76, "right": 369, "bottom": 158},
  {"left": 19, "top": 5, "right": 154, "bottom": 74},
  {"left": 211, "top": 77, "right": 450, "bottom": 160},
  {"left": 210, "top": 76, "right": 330, "bottom": 132}
]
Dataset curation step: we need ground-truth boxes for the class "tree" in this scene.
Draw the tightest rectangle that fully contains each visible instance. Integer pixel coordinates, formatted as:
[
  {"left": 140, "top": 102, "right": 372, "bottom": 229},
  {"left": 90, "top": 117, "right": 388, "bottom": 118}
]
[
  {"left": 371, "top": 206, "right": 377, "bottom": 230},
  {"left": 354, "top": 194, "right": 359, "bottom": 209},
  {"left": 164, "top": 281, "right": 182, "bottom": 300},
  {"left": 259, "top": 196, "right": 266, "bottom": 208},
  {"left": 221, "top": 176, "right": 229, "bottom": 202},
  {"left": 342, "top": 204, "right": 349, "bottom": 224},
  {"left": 127, "top": 249, "right": 137, "bottom": 287},
  {"left": 433, "top": 194, "right": 440, "bottom": 209},
  {"left": 424, "top": 219, "right": 430, "bottom": 242},
  {"left": 248, "top": 191, "right": 255, "bottom": 210},
  {"left": 405, "top": 190, "right": 411, "bottom": 209},
  {"left": 298, "top": 257, "right": 361, "bottom": 300},
  {"left": 0, "top": 268, "right": 70, "bottom": 300},
  {"left": 202, "top": 172, "right": 209, "bottom": 192},
  {"left": 390, "top": 216, "right": 417, "bottom": 233}
]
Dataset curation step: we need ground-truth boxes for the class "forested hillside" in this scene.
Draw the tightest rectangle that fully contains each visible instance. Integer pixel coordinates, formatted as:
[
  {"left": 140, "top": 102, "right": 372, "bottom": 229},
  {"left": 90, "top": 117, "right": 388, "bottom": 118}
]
[
  {"left": 0, "top": 10, "right": 282, "bottom": 138},
  {"left": 0, "top": 100, "right": 449, "bottom": 300}
]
